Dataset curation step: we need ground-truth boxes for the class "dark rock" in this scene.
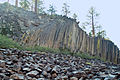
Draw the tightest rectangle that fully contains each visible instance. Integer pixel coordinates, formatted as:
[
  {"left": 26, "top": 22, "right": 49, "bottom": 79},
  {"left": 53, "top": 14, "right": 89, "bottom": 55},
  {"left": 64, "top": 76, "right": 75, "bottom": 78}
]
[
  {"left": 52, "top": 65, "right": 61, "bottom": 73},
  {"left": 0, "top": 73, "right": 6, "bottom": 79},
  {"left": 0, "top": 48, "right": 120, "bottom": 79},
  {"left": 51, "top": 73, "right": 57, "bottom": 78}
]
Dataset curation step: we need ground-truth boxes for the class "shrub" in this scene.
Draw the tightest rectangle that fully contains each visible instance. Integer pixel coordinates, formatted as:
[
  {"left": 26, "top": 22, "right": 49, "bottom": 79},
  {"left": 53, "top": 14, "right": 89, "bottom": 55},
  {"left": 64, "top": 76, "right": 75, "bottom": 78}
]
[
  {"left": 25, "top": 46, "right": 60, "bottom": 53},
  {"left": 0, "top": 34, "right": 21, "bottom": 49}
]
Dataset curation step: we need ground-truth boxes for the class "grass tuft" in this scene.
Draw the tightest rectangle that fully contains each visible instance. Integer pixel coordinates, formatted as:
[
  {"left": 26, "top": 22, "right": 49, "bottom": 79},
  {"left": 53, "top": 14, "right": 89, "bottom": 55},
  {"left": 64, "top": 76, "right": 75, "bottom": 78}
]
[{"left": 0, "top": 34, "right": 22, "bottom": 49}]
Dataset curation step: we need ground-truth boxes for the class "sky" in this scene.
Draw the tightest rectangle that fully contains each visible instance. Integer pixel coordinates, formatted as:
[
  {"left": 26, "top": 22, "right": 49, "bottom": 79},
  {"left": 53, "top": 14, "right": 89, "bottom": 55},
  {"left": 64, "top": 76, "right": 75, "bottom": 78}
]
[{"left": 0, "top": 0, "right": 120, "bottom": 48}]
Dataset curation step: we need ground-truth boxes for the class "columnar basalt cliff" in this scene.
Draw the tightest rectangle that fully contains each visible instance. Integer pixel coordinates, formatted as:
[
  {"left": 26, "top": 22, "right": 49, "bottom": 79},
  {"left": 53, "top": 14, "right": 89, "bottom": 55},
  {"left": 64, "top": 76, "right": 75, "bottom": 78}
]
[{"left": 0, "top": 3, "right": 119, "bottom": 64}]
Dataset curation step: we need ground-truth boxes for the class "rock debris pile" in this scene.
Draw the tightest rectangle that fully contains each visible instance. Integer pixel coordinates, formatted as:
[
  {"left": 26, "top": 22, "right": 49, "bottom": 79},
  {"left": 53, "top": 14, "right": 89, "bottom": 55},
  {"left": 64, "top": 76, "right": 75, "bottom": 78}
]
[{"left": 0, "top": 48, "right": 120, "bottom": 80}]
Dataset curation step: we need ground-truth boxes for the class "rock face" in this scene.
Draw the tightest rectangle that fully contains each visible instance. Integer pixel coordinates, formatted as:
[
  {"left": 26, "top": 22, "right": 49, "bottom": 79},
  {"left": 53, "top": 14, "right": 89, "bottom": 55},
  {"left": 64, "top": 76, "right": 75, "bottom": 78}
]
[
  {"left": 0, "top": 48, "right": 120, "bottom": 79},
  {"left": 0, "top": 3, "right": 119, "bottom": 64}
]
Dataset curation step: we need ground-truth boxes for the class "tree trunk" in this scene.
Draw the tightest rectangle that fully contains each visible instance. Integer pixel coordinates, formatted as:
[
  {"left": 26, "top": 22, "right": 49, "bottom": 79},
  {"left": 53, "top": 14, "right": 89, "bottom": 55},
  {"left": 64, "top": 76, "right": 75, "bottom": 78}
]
[
  {"left": 92, "top": 12, "right": 95, "bottom": 37},
  {"left": 15, "top": 0, "right": 18, "bottom": 7},
  {"left": 35, "top": 0, "right": 37, "bottom": 13},
  {"left": 31, "top": 4, "right": 33, "bottom": 11},
  {"left": 8, "top": 0, "right": 9, "bottom": 3}
]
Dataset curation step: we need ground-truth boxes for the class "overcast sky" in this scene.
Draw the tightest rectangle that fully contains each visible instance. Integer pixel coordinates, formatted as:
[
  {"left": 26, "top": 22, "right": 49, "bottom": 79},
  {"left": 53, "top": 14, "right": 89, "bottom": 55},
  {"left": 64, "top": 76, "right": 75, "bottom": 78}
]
[{"left": 0, "top": 0, "right": 120, "bottom": 48}]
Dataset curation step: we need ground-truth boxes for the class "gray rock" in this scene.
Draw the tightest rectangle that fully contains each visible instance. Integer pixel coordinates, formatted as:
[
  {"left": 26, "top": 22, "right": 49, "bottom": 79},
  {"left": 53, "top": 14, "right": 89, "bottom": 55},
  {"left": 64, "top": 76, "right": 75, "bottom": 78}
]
[
  {"left": 70, "top": 77, "right": 78, "bottom": 80},
  {"left": 10, "top": 74, "right": 24, "bottom": 79},
  {"left": 26, "top": 71, "right": 39, "bottom": 77},
  {"left": 61, "top": 76, "right": 68, "bottom": 79},
  {"left": 23, "top": 67, "right": 31, "bottom": 71},
  {"left": 42, "top": 71, "right": 47, "bottom": 76},
  {"left": 52, "top": 65, "right": 61, "bottom": 73},
  {"left": 44, "top": 65, "right": 52, "bottom": 72},
  {"left": 6, "top": 61, "right": 12, "bottom": 65},
  {"left": 0, "top": 60, "right": 6, "bottom": 68},
  {"left": 37, "top": 78, "right": 45, "bottom": 80},
  {"left": 0, "top": 73, "right": 6, "bottom": 79}
]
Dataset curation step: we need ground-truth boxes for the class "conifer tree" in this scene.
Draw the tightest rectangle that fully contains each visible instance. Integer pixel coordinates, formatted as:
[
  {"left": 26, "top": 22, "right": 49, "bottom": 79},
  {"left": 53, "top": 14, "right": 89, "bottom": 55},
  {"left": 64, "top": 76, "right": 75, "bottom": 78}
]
[
  {"left": 62, "top": 3, "right": 70, "bottom": 16},
  {"left": 15, "top": 0, "right": 18, "bottom": 7},
  {"left": 47, "top": 4, "right": 56, "bottom": 15},
  {"left": 32, "top": 0, "right": 45, "bottom": 13},
  {"left": 82, "top": 7, "right": 100, "bottom": 37},
  {"left": 73, "top": 13, "right": 77, "bottom": 19},
  {"left": 19, "top": 0, "right": 30, "bottom": 10},
  {"left": 82, "top": 7, "right": 107, "bottom": 38},
  {"left": 35, "top": 0, "right": 37, "bottom": 13}
]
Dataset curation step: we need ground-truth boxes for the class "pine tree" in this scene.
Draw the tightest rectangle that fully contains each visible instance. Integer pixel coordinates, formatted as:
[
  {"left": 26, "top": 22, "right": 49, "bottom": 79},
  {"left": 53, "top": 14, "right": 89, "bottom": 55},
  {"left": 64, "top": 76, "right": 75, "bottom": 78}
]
[
  {"left": 96, "top": 25, "right": 106, "bottom": 38},
  {"left": 82, "top": 7, "right": 107, "bottom": 38},
  {"left": 62, "top": 3, "right": 70, "bottom": 16},
  {"left": 35, "top": 0, "right": 37, "bottom": 13},
  {"left": 73, "top": 13, "right": 77, "bottom": 19},
  {"left": 32, "top": 0, "right": 45, "bottom": 13},
  {"left": 47, "top": 4, "right": 56, "bottom": 15},
  {"left": 88, "top": 7, "right": 99, "bottom": 36},
  {"left": 82, "top": 7, "right": 100, "bottom": 37},
  {"left": 19, "top": 0, "right": 30, "bottom": 10},
  {"left": 15, "top": 0, "right": 18, "bottom": 7}
]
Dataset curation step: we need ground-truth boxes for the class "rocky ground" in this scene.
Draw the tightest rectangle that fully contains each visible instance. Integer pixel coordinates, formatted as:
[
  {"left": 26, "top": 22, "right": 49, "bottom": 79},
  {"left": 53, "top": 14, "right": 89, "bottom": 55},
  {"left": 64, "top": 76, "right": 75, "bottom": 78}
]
[{"left": 0, "top": 48, "right": 120, "bottom": 80}]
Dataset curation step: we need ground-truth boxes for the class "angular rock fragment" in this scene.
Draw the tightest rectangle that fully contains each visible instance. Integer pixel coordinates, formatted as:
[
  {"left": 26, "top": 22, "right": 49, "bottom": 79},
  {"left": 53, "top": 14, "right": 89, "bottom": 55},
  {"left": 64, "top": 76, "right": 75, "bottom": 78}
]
[
  {"left": 26, "top": 71, "right": 39, "bottom": 77},
  {"left": 70, "top": 77, "right": 78, "bottom": 80}
]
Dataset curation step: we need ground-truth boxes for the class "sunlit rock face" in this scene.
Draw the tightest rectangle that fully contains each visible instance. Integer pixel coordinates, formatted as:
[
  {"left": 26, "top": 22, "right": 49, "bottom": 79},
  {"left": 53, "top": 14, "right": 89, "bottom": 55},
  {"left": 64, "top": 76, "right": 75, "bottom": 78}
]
[{"left": 0, "top": 3, "right": 119, "bottom": 64}]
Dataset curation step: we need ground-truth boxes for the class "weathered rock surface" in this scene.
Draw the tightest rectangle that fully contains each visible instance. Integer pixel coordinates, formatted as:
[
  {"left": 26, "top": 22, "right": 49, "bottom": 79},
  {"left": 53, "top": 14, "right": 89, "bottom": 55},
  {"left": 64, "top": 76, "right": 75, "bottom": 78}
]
[
  {"left": 0, "top": 3, "right": 119, "bottom": 64},
  {"left": 0, "top": 48, "right": 120, "bottom": 80}
]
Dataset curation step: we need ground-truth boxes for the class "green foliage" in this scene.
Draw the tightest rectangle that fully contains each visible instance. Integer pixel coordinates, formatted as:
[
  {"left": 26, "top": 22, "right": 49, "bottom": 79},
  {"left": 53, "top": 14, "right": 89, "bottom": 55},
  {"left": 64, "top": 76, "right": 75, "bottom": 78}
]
[
  {"left": 75, "top": 52, "right": 92, "bottom": 59},
  {"left": 82, "top": 6, "right": 99, "bottom": 36},
  {"left": 19, "top": 0, "right": 30, "bottom": 10},
  {"left": 95, "top": 25, "right": 106, "bottom": 38},
  {"left": 0, "top": 34, "right": 21, "bottom": 49},
  {"left": 81, "top": 23, "right": 87, "bottom": 30},
  {"left": 86, "top": 62, "right": 92, "bottom": 65},
  {"left": 87, "top": 7, "right": 100, "bottom": 19},
  {"left": 32, "top": 0, "right": 45, "bottom": 13},
  {"left": 59, "top": 47, "right": 73, "bottom": 55},
  {"left": 75, "top": 52, "right": 105, "bottom": 61},
  {"left": 72, "top": 13, "right": 77, "bottom": 19},
  {"left": 97, "top": 30, "right": 106, "bottom": 38},
  {"left": 0, "top": 27, "right": 12, "bottom": 36},
  {"left": 25, "top": 46, "right": 60, "bottom": 53},
  {"left": 47, "top": 4, "right": 57, "bottom": 15},
  {"left": 25, "top": 46, "right": 72, "bottom": 55},
  {"left": 24, "top": 46, "right": 106, "bottom": 61},
  {"left": 62, "top": 3, "right": 70, "bottom": 16},
  {"left": 82, "top": 6, "right": 107, "bottom": 38},
  {"left": 89, "top": 32, "right": 92, "bottom": 37}
]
